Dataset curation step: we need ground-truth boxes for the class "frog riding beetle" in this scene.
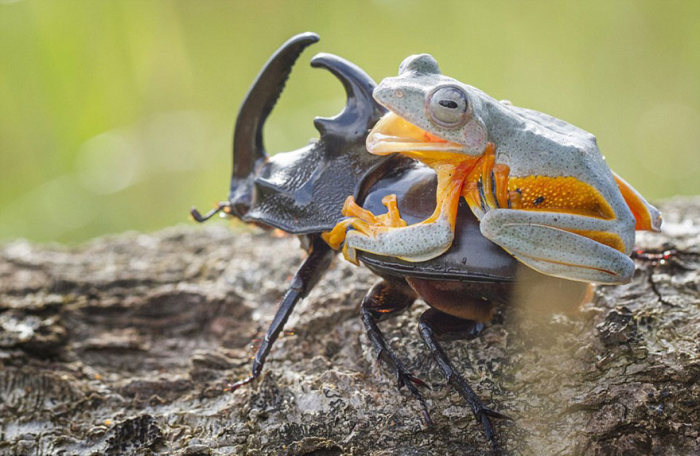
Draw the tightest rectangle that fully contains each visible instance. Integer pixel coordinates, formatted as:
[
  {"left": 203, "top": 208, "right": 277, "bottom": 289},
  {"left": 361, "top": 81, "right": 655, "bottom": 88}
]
[{"left": 191, "top": 33, "right": 661, "bottom": 451}]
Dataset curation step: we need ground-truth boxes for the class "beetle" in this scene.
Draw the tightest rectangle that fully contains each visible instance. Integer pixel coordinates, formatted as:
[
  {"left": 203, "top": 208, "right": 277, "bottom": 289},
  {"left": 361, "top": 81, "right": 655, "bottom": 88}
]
[{"left": 191, "top": 33, "right": 659, "bottom": 451}]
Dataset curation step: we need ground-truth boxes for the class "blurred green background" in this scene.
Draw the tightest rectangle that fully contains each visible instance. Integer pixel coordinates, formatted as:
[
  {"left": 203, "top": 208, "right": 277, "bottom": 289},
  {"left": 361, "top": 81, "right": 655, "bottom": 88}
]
[{"left": 1, "top": 0, "right": 698, "bottom": 244}]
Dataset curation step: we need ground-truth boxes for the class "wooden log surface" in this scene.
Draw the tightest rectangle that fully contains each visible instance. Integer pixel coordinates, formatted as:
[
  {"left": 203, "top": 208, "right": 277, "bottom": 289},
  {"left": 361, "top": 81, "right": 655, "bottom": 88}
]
[{"left": 0, "top": 197, "right": 698, "bottom": 455}]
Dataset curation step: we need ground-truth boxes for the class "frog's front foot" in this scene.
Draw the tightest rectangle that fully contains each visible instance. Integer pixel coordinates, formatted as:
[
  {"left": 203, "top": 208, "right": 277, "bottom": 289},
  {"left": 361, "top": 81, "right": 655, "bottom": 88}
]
[
  {"left": 341, "top": 194, "right": 408, "bottom": 229},
  {"left": 322, "top": 194, "right": 408, "bottom": 253},
  {"left": 322, "top": 193, "right": 454, "bottom": 264},
  {"left": 343, "top": 214, "right": 454, "bottom": 263}
]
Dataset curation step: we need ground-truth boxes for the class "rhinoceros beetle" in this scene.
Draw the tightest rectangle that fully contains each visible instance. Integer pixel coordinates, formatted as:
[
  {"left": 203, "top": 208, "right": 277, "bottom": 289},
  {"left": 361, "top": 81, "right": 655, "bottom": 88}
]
[{"left": 192, "top": 33, "right": 599, "bottom": 451}]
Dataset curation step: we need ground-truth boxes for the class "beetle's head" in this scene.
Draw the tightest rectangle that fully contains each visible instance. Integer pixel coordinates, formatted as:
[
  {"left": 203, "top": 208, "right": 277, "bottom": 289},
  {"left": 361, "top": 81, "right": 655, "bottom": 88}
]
[{"left": 192, "top": 33, "right": 320, "bottom": 224}]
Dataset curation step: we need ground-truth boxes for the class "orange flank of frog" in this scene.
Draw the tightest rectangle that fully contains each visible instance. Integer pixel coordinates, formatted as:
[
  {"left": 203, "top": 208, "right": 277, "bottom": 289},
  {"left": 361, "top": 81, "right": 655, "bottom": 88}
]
[{"left": 507, "top": 175, "right": 615, "bottom": 220}]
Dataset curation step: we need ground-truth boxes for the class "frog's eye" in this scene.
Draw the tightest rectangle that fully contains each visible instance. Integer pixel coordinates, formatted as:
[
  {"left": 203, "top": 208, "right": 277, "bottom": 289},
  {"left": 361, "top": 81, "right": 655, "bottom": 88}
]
[{"left": 427, "top": 86, "right": 469, "bottom": 128}]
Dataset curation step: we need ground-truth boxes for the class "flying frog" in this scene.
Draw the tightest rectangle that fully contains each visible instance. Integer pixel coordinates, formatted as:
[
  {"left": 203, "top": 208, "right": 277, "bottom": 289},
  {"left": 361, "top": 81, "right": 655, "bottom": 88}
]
[{"left": 324, "top": 54, "right": 661, "bottom": 284}]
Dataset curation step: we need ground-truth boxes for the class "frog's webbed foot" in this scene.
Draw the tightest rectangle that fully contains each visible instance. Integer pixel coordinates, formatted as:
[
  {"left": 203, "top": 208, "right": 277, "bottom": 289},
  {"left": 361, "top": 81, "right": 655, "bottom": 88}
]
[
  {"left": 344, "top": 215, "right": 455, "bottom": 263},
  {"left": 324, "top": 195, "right": 451, "bottom": 264},
  {"left": 326, "top": 163, "right": 467, "bottom": 264},
  {"left": 376, "top": 194, "right": 408, "bottom": 228},
  {"left": 480, "top": 209, "right": 635, "bottom": 283},
  {"left": 322, "top": 195, "right": 409, "bottom": 253},
  {"left": 341, "top": 194, "right": 409, "bottom": 229}
]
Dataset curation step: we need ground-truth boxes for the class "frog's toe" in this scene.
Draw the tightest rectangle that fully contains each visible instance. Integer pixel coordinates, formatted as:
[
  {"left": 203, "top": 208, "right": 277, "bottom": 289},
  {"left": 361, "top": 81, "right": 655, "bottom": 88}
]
[{"left": 342, "top": 241, "right": 359, "bottom": 265}]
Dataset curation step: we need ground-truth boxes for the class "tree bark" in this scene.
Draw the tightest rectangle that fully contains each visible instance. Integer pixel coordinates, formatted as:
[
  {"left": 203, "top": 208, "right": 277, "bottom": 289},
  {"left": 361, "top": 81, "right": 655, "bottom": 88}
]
[{"left": 1, "top": 197, "right": 698, "bottom": 455}]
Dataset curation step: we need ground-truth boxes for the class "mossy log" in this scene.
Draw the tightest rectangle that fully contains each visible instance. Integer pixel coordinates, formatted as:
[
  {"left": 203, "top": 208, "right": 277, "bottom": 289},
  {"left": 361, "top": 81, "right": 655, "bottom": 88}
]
[{"left": 1, "top": 197, "right": 698, "bottom": 455}]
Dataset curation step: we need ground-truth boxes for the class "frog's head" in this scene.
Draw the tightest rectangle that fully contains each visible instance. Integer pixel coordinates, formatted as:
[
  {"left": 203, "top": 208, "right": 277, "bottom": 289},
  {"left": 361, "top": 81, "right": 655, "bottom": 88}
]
[{"left": 367, "top": 54, "right": 488, "bottom": 160}]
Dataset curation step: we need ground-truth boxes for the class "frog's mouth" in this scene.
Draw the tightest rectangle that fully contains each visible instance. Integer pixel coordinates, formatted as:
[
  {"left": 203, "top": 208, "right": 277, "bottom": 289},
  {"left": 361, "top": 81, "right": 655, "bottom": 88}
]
[{"left": 366, "top": 112, "right": 464, "bottom": 159}]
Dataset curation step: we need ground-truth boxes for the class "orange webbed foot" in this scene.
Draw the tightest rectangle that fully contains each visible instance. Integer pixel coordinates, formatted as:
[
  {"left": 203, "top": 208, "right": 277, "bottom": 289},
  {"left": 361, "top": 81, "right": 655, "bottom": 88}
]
[{"left": 375, "top": 194, "right": 408, "bottom": 228}]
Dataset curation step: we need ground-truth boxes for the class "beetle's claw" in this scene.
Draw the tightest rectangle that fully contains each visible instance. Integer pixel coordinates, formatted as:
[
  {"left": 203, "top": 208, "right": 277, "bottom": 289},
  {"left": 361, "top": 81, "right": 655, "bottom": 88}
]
[
  {"left": 471, "top": 404, "right": 510, "bottom": 453},
  {"left": 480, "top": 416, "right": 500, "bottom": 453},
  {"left": 405, "top": 380, "right": 434, "bottom": 427},
  {"left": 394, "top": 370, "right": 434, "bottom": 427},
  {"left": 225, "top": 375, "right": 256, "bottom": 392},
  {"left": 395, "top": 371, "right": 419, "bottom": 389},
  {"left": 421, "top": 406, "right": 435, "bottom": 429},
  {"left": 479, "top": 407, "right": 513, "bottom": 421},
  {"left": 406, "top": 374, "right": 431, "bottom": 390},
  {"left": 477, "top": 406, "right": 512, "bottom": 421}
]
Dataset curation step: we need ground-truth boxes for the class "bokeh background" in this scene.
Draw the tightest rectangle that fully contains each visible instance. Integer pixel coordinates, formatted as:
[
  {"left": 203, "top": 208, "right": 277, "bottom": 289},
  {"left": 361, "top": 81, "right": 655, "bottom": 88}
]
[{"left": 1, "top": 0, "right": 698, "bottom": 244}]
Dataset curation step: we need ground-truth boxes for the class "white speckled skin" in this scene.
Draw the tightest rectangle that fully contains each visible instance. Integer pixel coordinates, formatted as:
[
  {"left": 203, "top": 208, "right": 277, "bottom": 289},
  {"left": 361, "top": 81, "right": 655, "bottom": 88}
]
[
  {"left": 345, "top": 213, "right": 454, "bottom": 263},
  {"left": 365, "top": 54, "right": 642, "bottom": 284}
]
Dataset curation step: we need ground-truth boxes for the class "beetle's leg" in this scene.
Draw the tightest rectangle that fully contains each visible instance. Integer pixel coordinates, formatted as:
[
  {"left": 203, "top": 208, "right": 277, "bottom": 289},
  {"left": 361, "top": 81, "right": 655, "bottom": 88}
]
[
  {"left": 361, "top": 279, "right": 433, "bottom": 426},
  {"left": 228, "top": 236, "right": 334, "bottom": 391},
  {"left": 418, "top": 308, "right": 510, "bottom": 451}
]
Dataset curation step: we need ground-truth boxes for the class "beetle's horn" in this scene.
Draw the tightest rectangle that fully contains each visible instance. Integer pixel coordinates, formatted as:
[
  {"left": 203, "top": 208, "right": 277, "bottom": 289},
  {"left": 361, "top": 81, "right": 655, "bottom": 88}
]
[
  {"left": 310, "top": 53, "right": 386, "bottom": 144},
  {"left": 232, "top": 32, "right": 319, "bottom": 180},
  {"left": 228, "top": 32, "right": 319, "bottom": 217}
]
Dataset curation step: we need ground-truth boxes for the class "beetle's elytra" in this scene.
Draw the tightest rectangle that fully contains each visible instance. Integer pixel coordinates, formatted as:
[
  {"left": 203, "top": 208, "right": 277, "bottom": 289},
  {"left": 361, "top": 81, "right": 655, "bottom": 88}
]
[{"left": 191, "top": 33, "right": 661, "bottom": 451}]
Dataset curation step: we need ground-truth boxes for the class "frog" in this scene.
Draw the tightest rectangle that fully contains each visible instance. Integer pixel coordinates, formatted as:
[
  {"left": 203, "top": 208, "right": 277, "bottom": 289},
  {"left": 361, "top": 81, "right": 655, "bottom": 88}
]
[{"left": 323, "top": 53, "right": 662, "bottom": 284}]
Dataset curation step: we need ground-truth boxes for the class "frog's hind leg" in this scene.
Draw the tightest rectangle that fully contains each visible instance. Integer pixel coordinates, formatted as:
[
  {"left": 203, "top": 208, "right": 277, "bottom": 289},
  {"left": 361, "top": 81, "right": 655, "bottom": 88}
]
[
  {"left": 480, "top": 209, "right": 636, "bottom": 284},
  {"left": 361, "top": 279, "right": 433, "bottom": 426},
  {"left": 418, "top": 308, "right": 510, "bottom": 452}
]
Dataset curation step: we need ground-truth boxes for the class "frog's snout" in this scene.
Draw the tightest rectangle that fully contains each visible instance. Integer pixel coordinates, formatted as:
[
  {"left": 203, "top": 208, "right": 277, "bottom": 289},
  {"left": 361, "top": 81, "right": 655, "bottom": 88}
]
[{"left": 372, "top": 81, "right": 404, "bottom": 109}]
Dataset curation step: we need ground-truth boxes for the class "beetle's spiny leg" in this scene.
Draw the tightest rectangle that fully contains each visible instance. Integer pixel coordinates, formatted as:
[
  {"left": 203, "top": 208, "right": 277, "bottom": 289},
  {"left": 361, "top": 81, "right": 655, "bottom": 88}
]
[
  {"left": 360, "top": 280, "right": 434, "bottom": 427},
  {"left": 631, "top": 247, "right": 677, "bottom": 264},
  {"left": 190, "top": 201, "right": 232, "bottom": 223},
  {"left": 227, "top": 236, "right": 334, "bottom": 393},
  {"left": 418, "top": 308, "right": 509, "bottom": 452}
]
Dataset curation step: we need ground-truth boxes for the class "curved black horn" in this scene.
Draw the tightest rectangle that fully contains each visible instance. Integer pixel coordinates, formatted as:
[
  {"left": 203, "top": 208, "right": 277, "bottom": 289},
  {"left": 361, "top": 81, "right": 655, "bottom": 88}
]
[
  {"left": 310, "top": 53, "right": 386, "bottom": 141},
  {"left": 232, "top": 32, "right": 320, "bottom": 179}
]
